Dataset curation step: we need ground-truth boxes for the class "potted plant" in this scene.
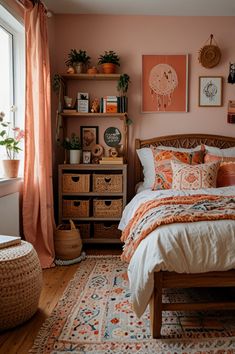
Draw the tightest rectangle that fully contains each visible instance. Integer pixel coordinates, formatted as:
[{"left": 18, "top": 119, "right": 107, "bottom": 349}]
[
  {"left": 65, "top": 49, "right": 91, "bottom": 74},
  {"left": 117, "top": 73, "right": 131, "bottom": 113},
  {"left": 63, "top": 133, "right": 82, "bottom": 164},
  {"left": 0, "top": 110, "right": 24, "bottom": 178},
  {"left": 98, "top": 50, "right": 120, "bottom": 74}
]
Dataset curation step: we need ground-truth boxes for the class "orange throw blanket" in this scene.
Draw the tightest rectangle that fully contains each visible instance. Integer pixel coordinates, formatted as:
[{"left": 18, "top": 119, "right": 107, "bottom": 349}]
[{"left": 121, "top": 194, "right": 235, "bottom": 262}]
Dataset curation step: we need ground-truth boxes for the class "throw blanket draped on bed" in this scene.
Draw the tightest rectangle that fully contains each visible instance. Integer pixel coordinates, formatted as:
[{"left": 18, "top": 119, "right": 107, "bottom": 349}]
[{"left": 121, "top": 195, "right": 235, "bottom": 262}]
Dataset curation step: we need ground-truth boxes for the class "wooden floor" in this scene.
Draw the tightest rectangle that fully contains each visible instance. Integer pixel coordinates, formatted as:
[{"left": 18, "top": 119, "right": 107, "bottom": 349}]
[{"left": 0, "top": 245, "right": 121, "bottom": 354}]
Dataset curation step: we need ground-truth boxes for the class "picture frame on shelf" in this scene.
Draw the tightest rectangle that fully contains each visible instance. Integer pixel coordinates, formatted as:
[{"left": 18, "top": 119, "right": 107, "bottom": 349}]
[
  {"left": 80, "top": 126, "right": 99, "bottom": 150},
  {"left": 199, "top": 76, "right": 223, "bottom": 107},
  {"left": 142, "top": 54, "right": 188, "bottom": 112},
  {"left": 82, "top": 150, "right": 91, "bottom": 164},
  {"left": 77, "top": 92, "right": 89, "bottom": 113}
]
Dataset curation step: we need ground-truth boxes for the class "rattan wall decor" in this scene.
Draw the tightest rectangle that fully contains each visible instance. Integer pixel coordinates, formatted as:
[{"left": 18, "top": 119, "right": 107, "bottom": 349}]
[{"left": 198, "top": 34, "right": 221, "bottom": 68}]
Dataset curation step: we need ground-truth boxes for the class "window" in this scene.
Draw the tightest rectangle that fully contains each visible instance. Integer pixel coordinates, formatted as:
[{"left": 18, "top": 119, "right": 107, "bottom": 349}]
[{"left": 0, "top": 5, "right": 25, "bottom": 176}]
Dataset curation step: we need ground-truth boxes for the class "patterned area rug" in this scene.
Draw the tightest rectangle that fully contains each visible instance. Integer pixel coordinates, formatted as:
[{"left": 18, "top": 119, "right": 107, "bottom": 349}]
[{"left": 30, "top": 256, "right": 235, "bottom": 353}]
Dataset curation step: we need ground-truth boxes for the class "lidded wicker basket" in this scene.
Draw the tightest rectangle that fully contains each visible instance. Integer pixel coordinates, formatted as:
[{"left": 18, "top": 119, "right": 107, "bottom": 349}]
[{"left": 198, "top": 34, "right": 221, "bottom": 68}]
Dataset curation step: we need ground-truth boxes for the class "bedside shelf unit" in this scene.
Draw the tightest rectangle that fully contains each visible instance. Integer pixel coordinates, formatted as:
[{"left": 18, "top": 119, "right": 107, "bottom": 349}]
[
  {"left": 58, "top": 164, "right": 127, "bottom": 244},
  {"left": 60, "top": 72, "right": 129, "bottom": 162}
]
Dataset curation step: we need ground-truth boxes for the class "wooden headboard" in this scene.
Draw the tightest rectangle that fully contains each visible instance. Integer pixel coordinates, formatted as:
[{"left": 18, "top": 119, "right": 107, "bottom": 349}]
[{"left": 135, "top": 133, "right": 235, "bottom": 186}]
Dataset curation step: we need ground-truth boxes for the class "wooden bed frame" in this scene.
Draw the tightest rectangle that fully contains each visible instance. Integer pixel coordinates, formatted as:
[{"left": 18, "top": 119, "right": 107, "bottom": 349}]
[{"left": 135, "top": 133, "right": 235, "bottom": 339}]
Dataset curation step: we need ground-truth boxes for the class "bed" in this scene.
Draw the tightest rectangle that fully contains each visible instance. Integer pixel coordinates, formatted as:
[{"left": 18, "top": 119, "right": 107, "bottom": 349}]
[{"left": 119, "top": 133, "right": 235, "bottom": 339}]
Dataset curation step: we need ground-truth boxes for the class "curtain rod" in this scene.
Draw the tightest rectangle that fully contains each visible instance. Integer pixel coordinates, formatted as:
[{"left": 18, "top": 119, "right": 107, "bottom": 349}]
[{"left": 16, "top": 0, "right": 52, "bottom": 17}]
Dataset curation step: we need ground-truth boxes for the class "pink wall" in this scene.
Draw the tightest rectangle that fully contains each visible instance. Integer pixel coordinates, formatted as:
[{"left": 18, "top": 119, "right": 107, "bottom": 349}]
[{"left": 50, "top": 14, "right": 235, "bottom": 195}]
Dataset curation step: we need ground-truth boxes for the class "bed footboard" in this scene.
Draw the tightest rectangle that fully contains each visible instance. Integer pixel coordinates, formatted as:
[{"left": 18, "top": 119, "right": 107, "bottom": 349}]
[{"left": 150, "top": 270, "right": 235, "bottom": 339}]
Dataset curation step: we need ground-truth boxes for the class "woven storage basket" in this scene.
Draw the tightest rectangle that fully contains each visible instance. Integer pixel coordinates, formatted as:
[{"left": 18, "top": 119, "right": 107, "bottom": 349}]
[
  {"left": 63, "top": 174, "right": 90, "bottom": 193},
  {"left": 0, "top": 241, "right": 42, "bottom": 330},
  {"left": 77, "top": 223, "right": 90, "bottom": 239},
  {"left": 94, "top": 222, "right": 121, "bottom": 239},
  {"left": 63, "top": 199, "right": 89, "bottom": 218},
  {"left": 54, "top": 219, "right": 82, "bottom": 260},
  {"left": 93, "top": 199, "right": 122, "bottom": 218},
  {"left": 93, "top": 174, "right": 122, "bottom": 193}
]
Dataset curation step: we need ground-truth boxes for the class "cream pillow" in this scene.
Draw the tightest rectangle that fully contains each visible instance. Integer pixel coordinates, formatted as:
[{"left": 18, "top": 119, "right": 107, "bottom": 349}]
[{"left": 171, "top": 160, "right": 220, "bottom": 190}]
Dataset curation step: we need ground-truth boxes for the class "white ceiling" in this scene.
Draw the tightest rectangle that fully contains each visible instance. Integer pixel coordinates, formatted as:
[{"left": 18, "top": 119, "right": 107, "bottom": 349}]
[{"left": 43, "top": 0, "right": 235, "bottom": 16}]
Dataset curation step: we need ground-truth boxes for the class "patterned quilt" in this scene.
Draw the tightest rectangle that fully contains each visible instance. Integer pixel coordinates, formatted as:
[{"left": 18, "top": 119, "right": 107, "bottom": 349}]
[{"left": 121, "top": 194, "right": 235, "bottom": 262}]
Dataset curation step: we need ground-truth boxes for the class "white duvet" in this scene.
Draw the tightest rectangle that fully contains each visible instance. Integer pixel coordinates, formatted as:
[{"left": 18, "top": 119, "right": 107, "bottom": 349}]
[{"left": 118, "top": 186, "right": 235, "bottom": 318}]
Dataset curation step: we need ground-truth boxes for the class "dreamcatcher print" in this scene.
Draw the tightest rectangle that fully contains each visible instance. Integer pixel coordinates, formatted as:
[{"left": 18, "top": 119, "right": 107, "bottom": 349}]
[{"left": 149, "top": 63, "right": 178, "bottom": 110}]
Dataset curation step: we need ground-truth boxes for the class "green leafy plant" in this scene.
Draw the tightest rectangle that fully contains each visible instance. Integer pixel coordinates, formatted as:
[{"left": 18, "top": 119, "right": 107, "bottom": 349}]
[
  {"left": 52, "top": 74, "right": 64, "bottom": 95},
  {"left": 98, "top": 50, "right": 120, "bottom": 66},
  {"left": 117, "top": 73, "right": 131, "bottom": 95},
  {"left": 63, "top": 133, "right": 81, "bottom": 150},
  {"left": 0, "top": 111, "right": 24, "bottom": 159},
  {"left": 65, "top": 49, "right": 91, "bottom": 67}
]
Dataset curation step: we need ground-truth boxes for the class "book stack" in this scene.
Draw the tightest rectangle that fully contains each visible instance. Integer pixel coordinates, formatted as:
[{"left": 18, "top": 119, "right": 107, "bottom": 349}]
[
  {"left": 0, "top": 235, "right": 21, "bottom": 249},
  {"left": 228, "top": 100, "right": 235, "bottom": 124},
  {"left": 99, "top": 157, "right": 123, "bottom": 165}
]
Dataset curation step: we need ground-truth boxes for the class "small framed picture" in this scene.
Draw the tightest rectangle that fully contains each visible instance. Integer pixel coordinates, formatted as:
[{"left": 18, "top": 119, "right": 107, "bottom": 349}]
[
  {"left": 82, "top": 150, "right": 91, "bottom": 164},
  {"left": 80, "top": 126, "right": 98, "bottom": 150},
  {"left": 199, "top": 76, "right": 223, "bottom": 107}
]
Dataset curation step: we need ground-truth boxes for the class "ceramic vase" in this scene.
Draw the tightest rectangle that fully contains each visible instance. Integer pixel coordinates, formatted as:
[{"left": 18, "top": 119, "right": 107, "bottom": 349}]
[{"left": 70, "top": 150, "right": 81, "bottom": 164}]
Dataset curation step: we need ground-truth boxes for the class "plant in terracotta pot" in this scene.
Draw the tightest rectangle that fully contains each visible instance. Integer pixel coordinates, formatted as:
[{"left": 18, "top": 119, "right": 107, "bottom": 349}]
[
  {"left": 98, "top": 50, "right": 120, "bottom": 74},
  {"left": 63, "top": 133, "right": 82, "bottom": 164},
  {"left": 65, "top": 49, "right": 91, "bottom": 74},
  {"left": 0, "top": 110, "right": 24, "bottom": 178}
]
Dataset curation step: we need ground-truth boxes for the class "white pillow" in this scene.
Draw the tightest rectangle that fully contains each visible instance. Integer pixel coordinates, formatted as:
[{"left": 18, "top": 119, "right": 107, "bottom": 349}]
[
  {"left": 204, "top": 145, "right": 235, "bottom": 157},
  {"left": 136, "top": 148, "right": 155, "bottom": 189}
]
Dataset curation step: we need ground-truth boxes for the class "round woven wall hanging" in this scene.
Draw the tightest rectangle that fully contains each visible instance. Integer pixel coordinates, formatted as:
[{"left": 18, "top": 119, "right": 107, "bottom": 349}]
[{"left": 198, "top": 34, "right": 221, "bottom": 68}]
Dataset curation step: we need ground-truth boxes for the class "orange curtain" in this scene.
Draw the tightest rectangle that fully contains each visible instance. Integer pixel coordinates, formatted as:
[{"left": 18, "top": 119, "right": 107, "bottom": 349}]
[{"left": 22, "top": 0, "right": 55, "bottom": 268}]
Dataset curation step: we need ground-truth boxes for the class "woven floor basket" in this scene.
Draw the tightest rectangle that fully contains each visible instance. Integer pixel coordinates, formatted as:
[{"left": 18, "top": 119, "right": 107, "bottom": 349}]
[{"left": 0, "top": 241, "right": 42, "bottom": 330}]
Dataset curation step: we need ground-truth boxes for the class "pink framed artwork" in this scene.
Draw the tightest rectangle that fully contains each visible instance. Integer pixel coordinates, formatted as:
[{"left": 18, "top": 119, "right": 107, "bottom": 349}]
[{"left": 142, "top": 54, "right": 188, "bottom": 112}]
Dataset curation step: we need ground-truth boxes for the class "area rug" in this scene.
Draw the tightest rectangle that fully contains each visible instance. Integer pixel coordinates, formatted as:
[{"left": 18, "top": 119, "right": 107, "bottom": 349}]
[{"left": 30, "top": 256, "right": 235, "bottom": 353}]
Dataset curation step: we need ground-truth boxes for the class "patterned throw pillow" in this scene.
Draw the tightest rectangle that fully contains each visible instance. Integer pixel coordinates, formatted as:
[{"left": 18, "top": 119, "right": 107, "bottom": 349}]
[
  {"left": 171, "top": 160, "right": 220, "bottom": 190},
  {"left": 204, "top": 153, "right": 235, "bottom": 187},
  {"left": 151, "top": 147, "right": 204, "bottom": 190}
]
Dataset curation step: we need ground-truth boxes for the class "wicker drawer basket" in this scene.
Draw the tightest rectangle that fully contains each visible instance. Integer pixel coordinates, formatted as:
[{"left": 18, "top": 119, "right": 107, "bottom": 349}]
[
  {"left": 94, "top": 222, "right": 121, "bottom": 239},
  {"left": 93, "top": 199, "right": 122, "bottom": 218},
  {"left": 93, "top": 174, "right": 122, "bottom": 193},
  {"left": 63, "top": 174, "right": 90, "bottom": 193},
  {"left": 77, "top": 223, "right": 90, "bottom": 239},
  {"left": 63, "top": 199, "right": 89, "bottom": 218}
]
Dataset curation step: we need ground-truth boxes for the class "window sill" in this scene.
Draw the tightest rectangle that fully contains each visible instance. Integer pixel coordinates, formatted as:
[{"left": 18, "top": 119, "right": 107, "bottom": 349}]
[
  {"left": 0, "top": 177, "right": 22, "bottom": 185},
  {"left": 0, "top": 177, "right": 23, "bottom": 198}
]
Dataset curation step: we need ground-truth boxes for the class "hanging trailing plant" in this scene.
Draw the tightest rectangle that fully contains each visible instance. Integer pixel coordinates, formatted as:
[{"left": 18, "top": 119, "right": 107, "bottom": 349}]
[{"left": 117, "top": 73, "right": 131, "bottom": 96}]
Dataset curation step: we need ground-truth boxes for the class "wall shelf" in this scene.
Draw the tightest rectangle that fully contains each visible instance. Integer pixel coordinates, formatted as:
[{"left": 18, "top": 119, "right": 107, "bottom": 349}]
[{"left": 62, "top": 73, "right": 121, "bottom": 81}]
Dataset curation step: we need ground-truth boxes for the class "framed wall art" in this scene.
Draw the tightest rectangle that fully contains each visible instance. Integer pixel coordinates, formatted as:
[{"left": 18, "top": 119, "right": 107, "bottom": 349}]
[
  {"left": 142, "top": 54, "right": 188, "bottom": 112},
  {"left": 199, "top": 76, "right": 223, "bottom": 107},
  {"left": 80, "top": 126, "right": 98, "bottom": 150}
]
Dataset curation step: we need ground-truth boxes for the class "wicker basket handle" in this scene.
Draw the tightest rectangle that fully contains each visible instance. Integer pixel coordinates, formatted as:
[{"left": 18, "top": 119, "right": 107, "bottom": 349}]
[
  {"left": 69, "top": 219, "right": 77, "bottom": 230},
  {"left": 72, "top": 176, "right": 80, "bottom": 182},
  {"left": 104, "top": 177, "right": 112, "bottom": 183}
]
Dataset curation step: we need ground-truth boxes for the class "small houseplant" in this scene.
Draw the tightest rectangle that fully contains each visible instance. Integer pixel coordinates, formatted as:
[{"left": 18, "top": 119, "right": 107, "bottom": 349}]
[
  {"left": 63, "top": 133, "right": 82, "bottom": 164},
  {"left": 0, "top": 110, "right": 24, "bottom": 177},
  {"left": 117, "top": 73, "right": 131, "bottom": 113},
  {"left": 65, "top": 49, "right": 91, "bottom": 74},
  {"left": 98, "top": 50, "right": 120, "bottom": 74}
]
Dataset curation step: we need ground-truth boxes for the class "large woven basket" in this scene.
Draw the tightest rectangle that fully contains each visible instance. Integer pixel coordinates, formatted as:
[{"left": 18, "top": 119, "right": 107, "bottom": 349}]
[
  {"left": 54, "top": 219, "right": 82, "bottom": 260},
  {"left": 0, "top": 241, "right": 42, "bottom": 330}
]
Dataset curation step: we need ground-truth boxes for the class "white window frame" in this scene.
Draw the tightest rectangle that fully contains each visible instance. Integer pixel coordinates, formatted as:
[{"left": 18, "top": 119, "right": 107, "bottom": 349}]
[{"left": 0, "top": 5, "right": 25, "bottom": 176}]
